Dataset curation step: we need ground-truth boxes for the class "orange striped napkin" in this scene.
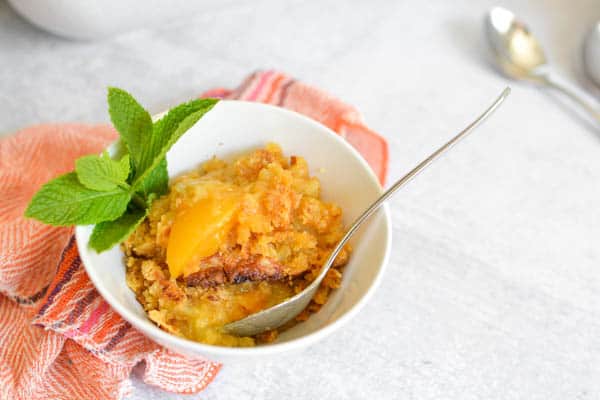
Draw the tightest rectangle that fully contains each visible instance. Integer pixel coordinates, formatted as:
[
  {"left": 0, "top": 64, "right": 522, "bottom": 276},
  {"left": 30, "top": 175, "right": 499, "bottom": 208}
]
[{"left": 0, "top": 70, "right": 388, "bottom": 399}]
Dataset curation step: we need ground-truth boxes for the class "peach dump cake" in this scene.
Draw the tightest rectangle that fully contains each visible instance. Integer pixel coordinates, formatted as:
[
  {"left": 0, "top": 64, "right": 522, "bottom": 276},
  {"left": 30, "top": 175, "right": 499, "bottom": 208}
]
[{"left": 122, "top": 144, "right": 351, "bottom": 346}]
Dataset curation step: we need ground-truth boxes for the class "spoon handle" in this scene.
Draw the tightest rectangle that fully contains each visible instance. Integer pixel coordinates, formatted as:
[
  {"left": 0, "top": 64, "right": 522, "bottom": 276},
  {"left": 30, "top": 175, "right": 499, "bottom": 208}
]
[
  {"left": 315, "top": 87, "right": 512, "bottom": 285},
  {"left": 538, "top": 73, "right": 600, "bottom": 123}
]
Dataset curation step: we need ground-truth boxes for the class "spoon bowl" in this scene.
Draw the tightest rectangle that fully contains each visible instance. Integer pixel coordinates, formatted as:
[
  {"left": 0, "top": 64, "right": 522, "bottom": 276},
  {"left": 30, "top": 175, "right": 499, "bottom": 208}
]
[{"left": 485, "top": 7, "right": 547, "bottom": 82}]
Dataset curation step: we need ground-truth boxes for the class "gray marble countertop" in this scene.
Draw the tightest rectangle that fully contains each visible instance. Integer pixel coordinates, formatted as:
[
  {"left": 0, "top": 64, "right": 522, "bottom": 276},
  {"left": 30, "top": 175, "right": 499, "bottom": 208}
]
[{"left": 1, "top": 0, "right": 600, "bottom": 399}]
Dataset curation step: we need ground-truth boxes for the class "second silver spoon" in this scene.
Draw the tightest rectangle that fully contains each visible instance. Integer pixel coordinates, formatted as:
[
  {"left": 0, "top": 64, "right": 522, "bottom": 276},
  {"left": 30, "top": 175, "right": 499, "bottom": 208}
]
[{"left": 485, "top": 6, "right": 600, "bottom": 124}]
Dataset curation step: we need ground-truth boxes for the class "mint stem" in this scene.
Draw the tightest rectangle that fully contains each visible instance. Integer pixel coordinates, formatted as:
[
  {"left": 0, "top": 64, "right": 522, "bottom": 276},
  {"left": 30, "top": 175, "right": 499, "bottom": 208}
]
[{"left": 131, "top": 193, "right": 147, "bottom": 209}]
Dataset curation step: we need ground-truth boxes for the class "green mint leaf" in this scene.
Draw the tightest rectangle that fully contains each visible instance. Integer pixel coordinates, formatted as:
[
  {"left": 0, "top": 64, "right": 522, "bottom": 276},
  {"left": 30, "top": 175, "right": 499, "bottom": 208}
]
[
  {"left": 75, "top": 153, "right": 130, "bottom": 191},
  {"left": 89, "top": 208, "right": 147, "bottom": 252},
  {"left": 136, "top": 158, "right": 168, "bottom": 199},
  {"left": 107, "top": 87, "right": 153, "bottom": 172},
  {"left": 133, "top": 100, "right": 218, "bottom": 191},
  {"left": 25, "top": 172, "right": 131, "bottom": 226},
  {"left": 136, "top": 98, "right": 217, "bottom": 176}
]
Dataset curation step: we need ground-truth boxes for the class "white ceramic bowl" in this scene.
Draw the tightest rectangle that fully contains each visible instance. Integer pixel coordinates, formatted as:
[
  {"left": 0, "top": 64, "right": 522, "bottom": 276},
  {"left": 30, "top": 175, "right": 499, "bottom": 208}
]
[
  {"left": 7, "top": 0, "right": 212, "bottom": 40},
  {"left": 75, "top": 101, "right": 392, "bottom": 362}
]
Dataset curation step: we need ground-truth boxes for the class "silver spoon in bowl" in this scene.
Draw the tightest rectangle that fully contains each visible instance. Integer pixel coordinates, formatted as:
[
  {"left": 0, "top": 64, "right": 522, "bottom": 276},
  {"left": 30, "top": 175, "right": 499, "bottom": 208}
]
[
  {"left": 224, "top": 87, "right": 511, "bottom": 337},
  {"left": 485, "top": 6, "right": 600, "bottom": 123}
]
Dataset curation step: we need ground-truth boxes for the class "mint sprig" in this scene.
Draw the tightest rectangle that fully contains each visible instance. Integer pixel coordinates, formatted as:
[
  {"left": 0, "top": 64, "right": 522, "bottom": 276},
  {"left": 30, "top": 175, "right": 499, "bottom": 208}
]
[{"left": 24, "top": 88, "right": 219, "bottom": 252}]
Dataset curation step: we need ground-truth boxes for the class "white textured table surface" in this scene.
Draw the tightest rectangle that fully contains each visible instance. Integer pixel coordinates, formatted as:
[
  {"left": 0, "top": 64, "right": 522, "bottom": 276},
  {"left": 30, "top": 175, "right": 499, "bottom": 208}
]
[{"left": 2, "top": 0, "right": 600, "bottom": 399}]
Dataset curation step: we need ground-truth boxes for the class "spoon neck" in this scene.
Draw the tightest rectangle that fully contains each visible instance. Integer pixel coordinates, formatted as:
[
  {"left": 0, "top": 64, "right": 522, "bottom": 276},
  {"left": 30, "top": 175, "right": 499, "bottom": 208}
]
[
  {"left": 535, "top": 70, "right": 600, "bottom": 122},
  {"left": 528, "top": 65, "right": 552, "bottom": 83}
]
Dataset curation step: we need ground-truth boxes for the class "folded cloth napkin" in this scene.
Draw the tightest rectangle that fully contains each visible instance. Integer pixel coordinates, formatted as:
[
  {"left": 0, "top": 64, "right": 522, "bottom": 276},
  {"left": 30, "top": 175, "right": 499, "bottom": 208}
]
[{"left": 0, "top": 70, "right": 388, "bottom": 400}]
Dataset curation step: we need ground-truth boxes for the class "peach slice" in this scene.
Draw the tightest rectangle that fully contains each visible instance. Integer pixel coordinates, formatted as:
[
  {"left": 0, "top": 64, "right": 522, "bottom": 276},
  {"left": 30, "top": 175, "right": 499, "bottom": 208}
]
[{"left": 167, "top": 192, "right": 240, "bottom": 278}]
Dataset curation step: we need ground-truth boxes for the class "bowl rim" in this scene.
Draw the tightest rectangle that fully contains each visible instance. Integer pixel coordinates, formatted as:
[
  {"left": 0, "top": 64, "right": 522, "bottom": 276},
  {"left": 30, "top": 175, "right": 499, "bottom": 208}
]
[{"left": 76, "top": 100, "right": 392, "bottom": 357}]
